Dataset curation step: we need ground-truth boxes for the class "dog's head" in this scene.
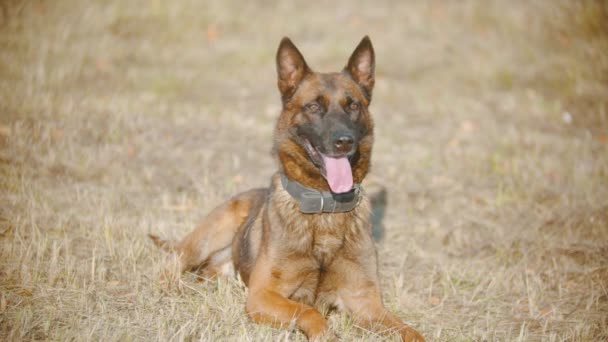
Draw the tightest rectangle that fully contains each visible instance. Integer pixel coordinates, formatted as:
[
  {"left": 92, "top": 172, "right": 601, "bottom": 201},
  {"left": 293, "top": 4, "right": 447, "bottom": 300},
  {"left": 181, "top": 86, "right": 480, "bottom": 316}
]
[{"left": 273, "top": 37, "right": 375, "bottom": 193}]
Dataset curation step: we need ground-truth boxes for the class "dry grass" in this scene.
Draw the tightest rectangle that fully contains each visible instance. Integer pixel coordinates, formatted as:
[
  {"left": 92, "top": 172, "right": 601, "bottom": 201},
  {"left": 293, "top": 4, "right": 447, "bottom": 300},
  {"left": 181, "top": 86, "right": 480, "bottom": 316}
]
[{"left": 1, "top": 0, "right": 607, "bottom": 341}]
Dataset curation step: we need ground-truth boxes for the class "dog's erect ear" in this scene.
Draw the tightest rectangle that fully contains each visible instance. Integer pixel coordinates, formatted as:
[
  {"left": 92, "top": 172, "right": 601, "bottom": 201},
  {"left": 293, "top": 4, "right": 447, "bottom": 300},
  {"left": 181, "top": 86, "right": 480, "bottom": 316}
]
[
  {"left": 276, "top": 37, "right": 310, "bottom": 102},
  {"left": 345, "top": 36, "right": 375, "bottom": 101}
]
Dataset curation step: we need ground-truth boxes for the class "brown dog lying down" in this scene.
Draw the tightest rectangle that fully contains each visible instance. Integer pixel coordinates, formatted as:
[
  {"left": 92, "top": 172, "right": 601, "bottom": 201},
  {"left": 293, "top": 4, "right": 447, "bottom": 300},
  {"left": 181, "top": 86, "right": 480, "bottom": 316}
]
[{"left": 150, "top": 36, "right": 425, "bottom": 341}]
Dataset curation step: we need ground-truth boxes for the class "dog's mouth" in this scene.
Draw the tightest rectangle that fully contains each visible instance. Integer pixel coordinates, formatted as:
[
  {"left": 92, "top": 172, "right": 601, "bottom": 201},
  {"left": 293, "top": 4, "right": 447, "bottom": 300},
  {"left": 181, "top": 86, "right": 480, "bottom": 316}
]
[{"left": 302, "top": 139, "right": 354, "bottom": 193}]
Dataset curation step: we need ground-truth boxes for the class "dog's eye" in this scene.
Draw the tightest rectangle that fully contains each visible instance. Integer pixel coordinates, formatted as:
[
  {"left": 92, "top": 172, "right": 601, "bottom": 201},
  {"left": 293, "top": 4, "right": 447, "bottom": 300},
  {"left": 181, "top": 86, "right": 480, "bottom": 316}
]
[
  {"left": 349, "top": 102, "right": 360, "bottom": 111},
  {"left": 306, "top": 103, "right": 320, "bottom": 112}
]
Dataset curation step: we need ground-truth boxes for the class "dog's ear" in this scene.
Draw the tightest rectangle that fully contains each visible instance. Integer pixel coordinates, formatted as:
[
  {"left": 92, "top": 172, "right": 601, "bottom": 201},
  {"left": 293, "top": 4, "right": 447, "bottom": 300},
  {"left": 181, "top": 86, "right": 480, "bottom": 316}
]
[
  {"left": 276, "top": 37, "right": 310, "bottom": 102},
  {"left": 345, "top": 36, "right": 375, "bottom": 101}
]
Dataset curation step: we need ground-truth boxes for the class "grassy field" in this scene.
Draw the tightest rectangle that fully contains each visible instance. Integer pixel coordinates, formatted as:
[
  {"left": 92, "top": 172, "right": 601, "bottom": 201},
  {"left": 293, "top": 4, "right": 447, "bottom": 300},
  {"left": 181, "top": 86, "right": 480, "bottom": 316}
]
[{"left": 1, "top": 0, "right": 607, "bottom": 340}]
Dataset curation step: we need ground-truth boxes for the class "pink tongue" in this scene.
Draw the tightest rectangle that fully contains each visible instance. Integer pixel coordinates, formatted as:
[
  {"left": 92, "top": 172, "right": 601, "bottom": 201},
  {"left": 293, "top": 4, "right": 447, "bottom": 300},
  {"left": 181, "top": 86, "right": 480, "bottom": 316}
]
[{"left": 321, "top": 155, "right": 353, "bottom": 193}]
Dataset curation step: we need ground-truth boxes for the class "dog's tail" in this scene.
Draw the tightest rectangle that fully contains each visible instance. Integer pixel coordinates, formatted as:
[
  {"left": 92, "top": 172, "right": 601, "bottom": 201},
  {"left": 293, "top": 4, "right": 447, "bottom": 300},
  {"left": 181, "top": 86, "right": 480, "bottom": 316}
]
[{"left": 148, "top": 234, "right": 177, "bottom": 253}]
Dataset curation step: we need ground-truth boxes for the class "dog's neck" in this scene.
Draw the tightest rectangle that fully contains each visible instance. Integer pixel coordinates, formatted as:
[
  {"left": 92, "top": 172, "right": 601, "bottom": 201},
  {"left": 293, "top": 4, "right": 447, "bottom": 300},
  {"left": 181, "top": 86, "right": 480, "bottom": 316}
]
[{"left": 279, "top": 173, "right": 362, "bottom": 214}]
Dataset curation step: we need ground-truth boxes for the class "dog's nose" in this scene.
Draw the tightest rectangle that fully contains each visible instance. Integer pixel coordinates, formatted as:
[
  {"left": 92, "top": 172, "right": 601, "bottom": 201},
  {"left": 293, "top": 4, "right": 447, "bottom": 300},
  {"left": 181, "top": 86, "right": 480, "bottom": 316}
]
[{"left": 333, "top": 134, "right": 354, "bottom": 154}]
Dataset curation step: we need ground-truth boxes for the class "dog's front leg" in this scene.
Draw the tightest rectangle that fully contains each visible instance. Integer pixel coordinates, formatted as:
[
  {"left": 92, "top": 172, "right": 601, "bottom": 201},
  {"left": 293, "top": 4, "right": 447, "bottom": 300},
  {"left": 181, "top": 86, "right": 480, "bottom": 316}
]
[
  {"left": 328, "top": 257, "right": 425, "bottom": 342},
  {"left": 246, "top": 288, "right": 334, "bottom": 341},
  {"left": 344, "top": 292, "right": 425, "bottom": 342}
]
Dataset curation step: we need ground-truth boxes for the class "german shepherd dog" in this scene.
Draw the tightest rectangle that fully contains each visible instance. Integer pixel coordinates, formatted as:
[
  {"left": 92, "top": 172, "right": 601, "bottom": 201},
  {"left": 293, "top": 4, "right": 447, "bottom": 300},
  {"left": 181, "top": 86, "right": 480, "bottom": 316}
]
[{"left": 150, "top": 37, "right": 424, "bottom": 341}]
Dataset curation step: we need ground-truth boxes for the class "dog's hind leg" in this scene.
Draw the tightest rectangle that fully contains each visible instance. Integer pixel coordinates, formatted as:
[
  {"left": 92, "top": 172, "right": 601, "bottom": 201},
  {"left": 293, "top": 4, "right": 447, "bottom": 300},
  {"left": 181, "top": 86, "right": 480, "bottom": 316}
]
[{"left": 150, "top": 189, "right": 262, "bottom": 277}]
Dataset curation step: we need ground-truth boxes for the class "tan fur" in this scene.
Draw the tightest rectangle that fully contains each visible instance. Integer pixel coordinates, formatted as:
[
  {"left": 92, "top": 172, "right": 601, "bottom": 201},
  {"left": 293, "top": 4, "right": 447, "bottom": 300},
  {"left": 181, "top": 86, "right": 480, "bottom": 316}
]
[{"left": 150, "top": 37, "right": 424, "bottom": 341}]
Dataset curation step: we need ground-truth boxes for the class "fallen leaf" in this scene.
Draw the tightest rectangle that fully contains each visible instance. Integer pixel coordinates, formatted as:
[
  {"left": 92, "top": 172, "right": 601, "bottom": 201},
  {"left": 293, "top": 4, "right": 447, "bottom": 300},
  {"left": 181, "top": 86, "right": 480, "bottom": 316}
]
[
  {"left": 564, "top": 280, "right": 578, "bottom": 290},
  {"left": 0, "top": 124, "right": 11, "bottom": 137},
  {"left": 539, "top": 307, "right": 552, "bottom": 317},
  {"left": 16, "top": 288, "right": 33, "bottom": 296},
  {"left": 0, "top": 294, "right": 6, "bottom": 314},
  {"left": 428, "top": 296, "right": 441, "bottom": 306},
  {"left": 206, "top": 24, "right": 219, "bottom": 42}
]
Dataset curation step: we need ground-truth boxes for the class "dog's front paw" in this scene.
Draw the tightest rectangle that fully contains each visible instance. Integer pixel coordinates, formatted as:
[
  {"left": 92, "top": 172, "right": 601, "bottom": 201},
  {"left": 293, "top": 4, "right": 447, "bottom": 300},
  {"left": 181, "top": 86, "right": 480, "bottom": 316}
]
[{"left": 400, "top": 327, "right": 425, "bottom": 342}]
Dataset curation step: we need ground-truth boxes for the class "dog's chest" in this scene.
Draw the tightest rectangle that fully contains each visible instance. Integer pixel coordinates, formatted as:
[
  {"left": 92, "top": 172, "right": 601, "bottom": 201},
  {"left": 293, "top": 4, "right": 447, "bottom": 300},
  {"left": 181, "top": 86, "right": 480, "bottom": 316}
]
[
  {"left": 285, "top": 219, "right": 347, "bottom": 305},
  {"left": 294, "top": 214, "right": 353, "bottom": 266},
  {"left": 311, "top": 227, "right": 344, "bottom": 266}
]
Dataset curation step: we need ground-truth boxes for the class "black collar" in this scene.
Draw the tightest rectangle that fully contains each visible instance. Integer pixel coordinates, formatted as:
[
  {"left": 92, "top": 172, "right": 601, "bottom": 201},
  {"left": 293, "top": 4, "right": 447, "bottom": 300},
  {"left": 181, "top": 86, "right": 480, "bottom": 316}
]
[{"left": 280, "top": 173, "right": 362, "bottom": 214}]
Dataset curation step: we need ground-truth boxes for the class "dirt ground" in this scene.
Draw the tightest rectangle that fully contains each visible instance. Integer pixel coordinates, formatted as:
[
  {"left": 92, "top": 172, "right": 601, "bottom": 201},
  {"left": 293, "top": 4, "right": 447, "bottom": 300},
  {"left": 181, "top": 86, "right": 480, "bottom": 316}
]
[{"left": 1, "top": 0, "right": 607, "bottom": 341}]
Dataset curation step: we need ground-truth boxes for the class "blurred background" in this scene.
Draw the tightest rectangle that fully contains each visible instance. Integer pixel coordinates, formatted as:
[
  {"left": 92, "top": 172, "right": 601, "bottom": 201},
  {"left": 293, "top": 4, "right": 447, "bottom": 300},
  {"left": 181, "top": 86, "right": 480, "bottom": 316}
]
[{"left": 1, "top": 0, "right": 607, "bottom": 341}]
